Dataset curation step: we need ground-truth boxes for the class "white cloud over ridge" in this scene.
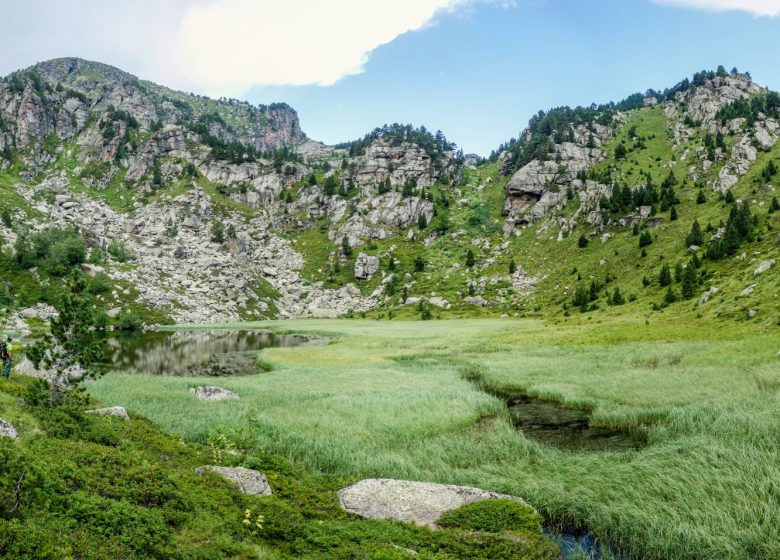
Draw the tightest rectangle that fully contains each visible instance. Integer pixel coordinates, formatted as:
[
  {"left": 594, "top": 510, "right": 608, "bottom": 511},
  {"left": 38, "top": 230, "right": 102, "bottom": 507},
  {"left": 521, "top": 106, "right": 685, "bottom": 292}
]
[
  {"left": 174, "top": 0, "right": 476, "bottom": 92},
  {"left": 652, "top": 0, "right": 780, "bottom": 17},
  {"left": 3, "top": 0, "right": 500, "bottom": 96}
]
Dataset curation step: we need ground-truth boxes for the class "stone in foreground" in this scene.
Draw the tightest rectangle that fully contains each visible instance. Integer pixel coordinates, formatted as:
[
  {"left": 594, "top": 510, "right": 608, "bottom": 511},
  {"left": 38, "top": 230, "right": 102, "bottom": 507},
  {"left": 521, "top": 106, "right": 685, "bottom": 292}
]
[
  {"left": 190, "top": 386, "right": 239, "bottom": 401},
  {"left": 85, "top": 406, "right": 130, "bottom": 421},
  {"left": 196, "top": 466, "right": 272, "bottom": 496},
  {"left": 337, "top": 478, "right": 530, "bottom": 528},
  {"left": 0, "top": 418, "right": 19, "bottom": 439}
]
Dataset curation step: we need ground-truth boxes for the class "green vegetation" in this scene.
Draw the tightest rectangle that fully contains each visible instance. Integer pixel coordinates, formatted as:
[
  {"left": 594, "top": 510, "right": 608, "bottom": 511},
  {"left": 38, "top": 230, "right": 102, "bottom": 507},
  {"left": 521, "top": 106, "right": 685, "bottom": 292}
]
[
  {"left": 89, "top": 317, "right": 780, "bottom": 560},
  {"left": 2, "top": 366, "right": 557, "bottom": 558}
]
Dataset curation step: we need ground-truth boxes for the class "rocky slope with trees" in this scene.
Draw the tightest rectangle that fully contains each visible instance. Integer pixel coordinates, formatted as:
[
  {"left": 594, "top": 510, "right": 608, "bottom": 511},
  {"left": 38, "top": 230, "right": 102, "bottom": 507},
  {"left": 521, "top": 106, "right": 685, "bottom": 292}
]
[{"left": 0, "top": 60, "right": 778, "bottom": 328}]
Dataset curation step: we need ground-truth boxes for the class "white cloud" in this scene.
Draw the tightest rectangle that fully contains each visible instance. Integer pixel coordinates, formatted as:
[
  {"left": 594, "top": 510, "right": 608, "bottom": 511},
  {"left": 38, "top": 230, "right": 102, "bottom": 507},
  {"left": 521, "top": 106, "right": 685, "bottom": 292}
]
[
  {"left": 2, "top": 0, "right": 500, "bottom": 96},
  {"left": 172, "top": 0, "right": 481, "bottom": 93},
  {"left": 652, "top": 0, "right": 780, "bottom": 16}
]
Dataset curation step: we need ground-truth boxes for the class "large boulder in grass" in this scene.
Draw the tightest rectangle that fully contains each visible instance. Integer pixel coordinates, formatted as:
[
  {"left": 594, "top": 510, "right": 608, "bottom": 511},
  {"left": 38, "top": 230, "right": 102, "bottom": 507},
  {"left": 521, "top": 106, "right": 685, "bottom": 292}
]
[
  {"left": 190, "top": 386, "right": 239, "bottom": 401},
  {"left": 195, "top": 466, "right": 271, "bottom": 496},
  {"left": 337, "top": 479, "right": 530, "bottom": 528},
  {"left": 85, "top": 406, "right": 130, "bottom": 421},
  {"left": 0, "top": 418, "right": 18, "bottom": 439}
]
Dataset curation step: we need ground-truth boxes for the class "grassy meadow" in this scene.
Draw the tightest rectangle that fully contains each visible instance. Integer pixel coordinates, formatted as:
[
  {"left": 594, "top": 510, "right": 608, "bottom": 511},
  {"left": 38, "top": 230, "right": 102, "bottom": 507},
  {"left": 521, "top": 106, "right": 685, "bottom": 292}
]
[{"left": 89, "top": 316, "right": 780, "bottom": 560}]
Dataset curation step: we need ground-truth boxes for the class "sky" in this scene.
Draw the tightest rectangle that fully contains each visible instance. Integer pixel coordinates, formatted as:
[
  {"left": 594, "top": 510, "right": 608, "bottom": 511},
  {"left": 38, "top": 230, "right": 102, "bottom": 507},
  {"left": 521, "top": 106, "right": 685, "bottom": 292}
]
[{"left": 2, "top": 0, "right": 780, "bottom": 155}]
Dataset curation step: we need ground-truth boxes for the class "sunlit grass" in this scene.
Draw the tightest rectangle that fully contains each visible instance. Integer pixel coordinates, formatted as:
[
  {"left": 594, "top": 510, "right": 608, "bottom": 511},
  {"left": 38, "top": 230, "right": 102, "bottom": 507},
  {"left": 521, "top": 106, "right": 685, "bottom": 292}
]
[{"left": 89, "top": 317, "right": 780, "bottom": 560}]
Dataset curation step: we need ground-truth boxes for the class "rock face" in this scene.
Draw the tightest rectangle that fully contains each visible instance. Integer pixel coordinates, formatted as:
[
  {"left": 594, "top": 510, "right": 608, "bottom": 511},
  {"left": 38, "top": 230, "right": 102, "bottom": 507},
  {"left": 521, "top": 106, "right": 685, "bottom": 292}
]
[
  {"left": 195, "top": 466, "right": 272, "bottom": 496},
  {"left": 190, "top": 386, "right": 239, "bottom": 401},
  {"left": 0, "top": 418, "right": 18, "bottom": 439},
  {"left": 85, "top": 406, "right": 130, "bottom": 421},
  {"left": 504, "top": 133, "right": 609, "bottom": 229},
  {"left": 354, "top": 252, "right": 380, "bottom": 280},
  {"left": 337, "top": 479, "right": 530, "bottom": 528}
]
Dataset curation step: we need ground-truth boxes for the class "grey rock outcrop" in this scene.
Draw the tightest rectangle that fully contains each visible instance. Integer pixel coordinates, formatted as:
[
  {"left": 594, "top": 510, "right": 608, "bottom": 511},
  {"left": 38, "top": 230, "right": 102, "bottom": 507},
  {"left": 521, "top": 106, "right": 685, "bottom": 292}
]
[
  {"left": 85, "top": 406, "right": 130, "bottom": 421},
  {"left": 337, "top": 479, "right": 530, "bottom": 528},
  {"left": 0, "top": 418, "right": 18, "bottom": 439},
  {"left": 195, "top": 466, "right": 272, "bottom": 496},
  {"left": 754, "top": 259, "right": 775, "bottom": 276},
  {"left": 354, "top": 253, "right": 380, "bottom": 280},
  {"left": 190, "top": 386, "right": 239, "bottom": 401}
]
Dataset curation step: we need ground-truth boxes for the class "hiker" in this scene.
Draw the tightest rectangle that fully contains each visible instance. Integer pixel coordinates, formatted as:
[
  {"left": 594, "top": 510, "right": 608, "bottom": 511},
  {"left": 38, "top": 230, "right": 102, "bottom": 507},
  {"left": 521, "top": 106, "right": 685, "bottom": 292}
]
[{"left": 1, "top": 336, "right": 12, "bottom": 379}]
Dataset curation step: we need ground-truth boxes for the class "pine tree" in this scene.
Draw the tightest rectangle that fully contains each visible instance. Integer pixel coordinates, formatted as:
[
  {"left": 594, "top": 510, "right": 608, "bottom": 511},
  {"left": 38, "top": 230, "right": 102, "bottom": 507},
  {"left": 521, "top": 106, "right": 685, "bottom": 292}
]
[
  {"left": 664, "top": 287, "right": 677, "bottom": 304},
  {"left": 696, "top": 190, "right": 707, "bottom": 204},
  {"left": 465, "top": 249, "right": 476, "bottom": 267},
  {"left": 724, "top": 190, "right": 735, "bottom": 203},
  {"left": 509, "top": 260, "right": 517, "bottom": 274},
  {"left": 681, "top": 262, "right": 697, "bottom": 299},
  {"left": 639, "top": 230, "right": 653, "bottom": 248},
  {"left": 323, "top": 175, "right": 337, "bottom": 196},
  {"left": 341, "top": 235, "right": 352, "bottom": 257},
  {"left": 685, "top": 220, "right": 703, "bottom": 247},
  {"left": 578, "top": 234, "right": 589, "bottom": 248},
  {"left": 659, "top": 264, "right": 672, "bottom": 287},
  {"left": 674, "top": 262, "right": 684, "bottom": 283},
  {"left": 670, "top": 205, "right": 678, "bottom": 221},
  {"left": 769, "top": 196, "right": 780, "bottom": 214},
  {"left": 210, "top": 221, "right": 225, "bottom": 243},
  {"left": 589, "top": 279, "right": 599, "bottom": 302},
  {"left": 417, "top": 213, "right": 428, "bottom": 229},
  {"left": 610, "top": 286, "right": 625, "bottom": 305}
]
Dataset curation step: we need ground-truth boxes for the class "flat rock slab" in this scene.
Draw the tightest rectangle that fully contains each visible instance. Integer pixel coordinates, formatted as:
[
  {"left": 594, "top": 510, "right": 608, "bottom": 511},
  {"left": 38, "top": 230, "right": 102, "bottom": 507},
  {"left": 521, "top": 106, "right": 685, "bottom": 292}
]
[
  {"left": 337, "top": 478, "right": 530, "bottom": 528},
  {"left": 85, "top": 406, "right": 130, "bottom": 421},
  {"left": 190, "top": 386, "right": 239, "bottom": 401},
  {"left": 0, "top": 418, "right": 18, "bottom": 439},
  {"left": 196, "top": 466, "right": 271, "bottom": 496}
]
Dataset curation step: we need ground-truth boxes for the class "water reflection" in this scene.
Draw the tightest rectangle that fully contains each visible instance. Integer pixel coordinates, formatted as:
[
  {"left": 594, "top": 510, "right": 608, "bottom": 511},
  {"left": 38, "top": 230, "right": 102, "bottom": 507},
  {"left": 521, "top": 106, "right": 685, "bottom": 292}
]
[{"left": 104, "top": 330, "right": 307, "bottom": 376}]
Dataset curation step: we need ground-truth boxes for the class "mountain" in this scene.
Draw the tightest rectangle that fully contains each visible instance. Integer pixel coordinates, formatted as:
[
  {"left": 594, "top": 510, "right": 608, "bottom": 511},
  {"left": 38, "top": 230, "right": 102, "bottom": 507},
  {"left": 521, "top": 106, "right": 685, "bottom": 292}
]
[{"left": 0, "top": 59, "right": 778, "bottom": 331}]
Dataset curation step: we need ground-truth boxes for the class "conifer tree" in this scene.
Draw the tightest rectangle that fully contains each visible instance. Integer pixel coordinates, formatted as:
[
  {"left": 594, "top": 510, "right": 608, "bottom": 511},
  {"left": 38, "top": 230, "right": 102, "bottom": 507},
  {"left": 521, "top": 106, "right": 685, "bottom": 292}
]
[
  {"left": 659, "top": 264, "right": 672, "bottom": 287},
  {"left": 685, "top": 220, "right": 703, "bottom": 247},
  {"left": 681, "top": 262, "right": 697, "bottom": 299}
]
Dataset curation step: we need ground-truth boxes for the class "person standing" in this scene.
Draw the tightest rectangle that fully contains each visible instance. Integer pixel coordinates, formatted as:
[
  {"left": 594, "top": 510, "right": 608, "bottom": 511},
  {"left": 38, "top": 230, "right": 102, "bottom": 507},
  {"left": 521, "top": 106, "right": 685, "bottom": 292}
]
[{"left": 1, "top": 336, "right": 12, "bottom": 379}]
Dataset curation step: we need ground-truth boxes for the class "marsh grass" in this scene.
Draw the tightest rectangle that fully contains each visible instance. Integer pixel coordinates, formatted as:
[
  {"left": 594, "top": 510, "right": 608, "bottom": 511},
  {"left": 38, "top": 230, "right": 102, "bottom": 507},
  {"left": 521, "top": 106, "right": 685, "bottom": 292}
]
[{"left": 89, "top": 318, "right": 780, "bottom": 559}]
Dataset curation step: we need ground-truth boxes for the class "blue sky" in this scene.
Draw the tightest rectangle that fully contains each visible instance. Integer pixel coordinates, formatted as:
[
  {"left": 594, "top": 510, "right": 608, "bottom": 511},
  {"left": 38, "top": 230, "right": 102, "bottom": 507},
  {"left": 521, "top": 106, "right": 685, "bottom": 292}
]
[
  {"left": 3, "top": 0, "right": 780, "bottom": 155},
  {"left": 243, "top": 0, "right": 780, "bottom": 154}
]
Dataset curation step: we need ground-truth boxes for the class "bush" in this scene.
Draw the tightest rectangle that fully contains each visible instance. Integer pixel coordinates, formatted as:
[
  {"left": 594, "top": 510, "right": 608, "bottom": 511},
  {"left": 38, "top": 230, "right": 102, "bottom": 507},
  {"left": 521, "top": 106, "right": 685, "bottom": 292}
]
[
  {"left": 107, "top": 239, "right": 134, "bottom": 263},
  {"left": 116, "top": 310, "right": 142, "bottom": 332},
  {"left": 437, "top": 499, "right": 542, "bottom": 534},
  {"left": 578, "top": 234, "right": 589, "bottom": 248},
  {"left": 87, "top": 272, "right": 111, "bottom": 295}
]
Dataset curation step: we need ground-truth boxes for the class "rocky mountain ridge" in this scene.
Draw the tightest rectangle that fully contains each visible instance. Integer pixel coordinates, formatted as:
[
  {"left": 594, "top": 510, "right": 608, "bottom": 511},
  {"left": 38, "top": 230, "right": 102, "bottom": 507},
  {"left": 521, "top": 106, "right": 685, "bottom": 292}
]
[{"left": 1, "top": 60, "right": 778, "bottom": 326}]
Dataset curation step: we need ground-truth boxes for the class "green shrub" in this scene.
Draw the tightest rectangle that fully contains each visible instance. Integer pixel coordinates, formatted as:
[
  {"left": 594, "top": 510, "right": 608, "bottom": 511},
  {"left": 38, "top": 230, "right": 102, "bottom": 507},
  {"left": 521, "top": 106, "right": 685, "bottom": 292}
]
[
  {"left": 438, "top": 499, "right": 542, "bottom": 534},
  {"left": 107, "top": 239, "right": 134, "bottom": 263},
  {"left": 116, "top": 310, "right": 142, "bottom": 332}
]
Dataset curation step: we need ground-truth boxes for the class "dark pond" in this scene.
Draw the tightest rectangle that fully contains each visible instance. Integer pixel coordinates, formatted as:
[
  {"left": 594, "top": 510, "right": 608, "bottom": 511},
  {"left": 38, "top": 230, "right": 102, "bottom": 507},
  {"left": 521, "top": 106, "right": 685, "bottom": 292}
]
[
  {"left": 104, "top": 330, "right": 309, "bottom": 376},
  {"left": 506, "top": 394, "right": 645, "bottom": 453}
]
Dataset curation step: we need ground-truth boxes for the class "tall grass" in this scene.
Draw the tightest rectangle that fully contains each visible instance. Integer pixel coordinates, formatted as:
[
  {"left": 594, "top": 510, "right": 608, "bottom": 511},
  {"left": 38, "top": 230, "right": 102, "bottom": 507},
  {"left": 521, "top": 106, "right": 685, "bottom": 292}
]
[{"left": 89, "top": 317, "right": 780, "bottom": 560}]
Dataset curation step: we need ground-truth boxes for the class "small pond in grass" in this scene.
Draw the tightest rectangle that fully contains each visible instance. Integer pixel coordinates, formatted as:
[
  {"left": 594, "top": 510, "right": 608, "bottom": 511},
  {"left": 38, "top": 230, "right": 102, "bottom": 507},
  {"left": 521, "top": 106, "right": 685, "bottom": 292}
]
[
  {"left": 104, "top": 330, "right": 309, "bottom": 376},
  {"left": 505, "top": 394, "right": 646, "bottom": 453}
]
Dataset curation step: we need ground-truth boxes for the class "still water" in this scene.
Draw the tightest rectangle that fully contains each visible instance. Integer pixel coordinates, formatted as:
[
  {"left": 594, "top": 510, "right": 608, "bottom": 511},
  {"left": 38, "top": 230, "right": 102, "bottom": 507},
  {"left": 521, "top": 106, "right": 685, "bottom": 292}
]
[{"left": 104, "top": 329, "right": 308, "bottom": 376}]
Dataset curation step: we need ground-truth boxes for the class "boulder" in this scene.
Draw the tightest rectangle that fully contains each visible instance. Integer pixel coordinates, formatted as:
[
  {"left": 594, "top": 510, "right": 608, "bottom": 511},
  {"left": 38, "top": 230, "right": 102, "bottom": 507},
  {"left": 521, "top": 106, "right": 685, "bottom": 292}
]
[
  {"left": 195, "top": 466, "right": 271, "bottom": 496},
  {"left": 337, "top": 479, "right": 530, "bottom": 528},
  {"left": 754, "top": 259, "right": 775, "bottom": 276},
  {"left": 85, "top": 406, "right": 130, "bottom": 421},
  {"left": 354, "top": 252, "right": 380, "bottom": 280},
  {"left": 190, "top": 386, "right": 239, "bottom": 401},
  {"left": 0, "top": 418, "right": 18, "bottom": 439}
]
